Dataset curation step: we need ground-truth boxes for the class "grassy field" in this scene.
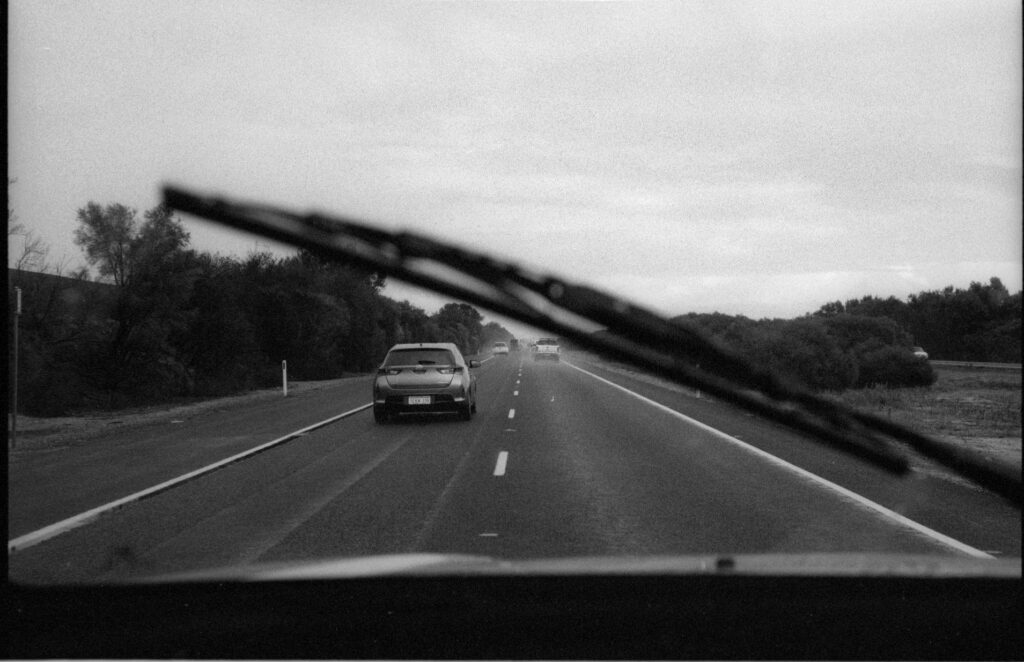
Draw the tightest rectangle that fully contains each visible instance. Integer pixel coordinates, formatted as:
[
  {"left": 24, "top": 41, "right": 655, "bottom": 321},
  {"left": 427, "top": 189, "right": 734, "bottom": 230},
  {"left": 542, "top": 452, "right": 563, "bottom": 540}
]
[{"left": 829, "top": 365, "right": 1021, "bottom": 466}]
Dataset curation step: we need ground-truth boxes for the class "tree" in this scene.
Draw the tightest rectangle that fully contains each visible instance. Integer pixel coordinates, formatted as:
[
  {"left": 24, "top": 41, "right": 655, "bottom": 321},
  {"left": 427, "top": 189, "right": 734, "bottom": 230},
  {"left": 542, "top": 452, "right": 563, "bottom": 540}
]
[
  {"left": 749, "top": 318, "right": 858, "bottom": 391},
  {"left": 904, "top": 279, "right": 1020, "bottom": 361},
  {"left": 814, "top": 301, "right": 845, "bottom": 317},
  {"left": 809, "top": 279, "right": 1021, "bottom": 362},
  {"left": 171, "top": 254, "right": 264, "bottom": 395},
  {"left": 480, "top": 321, "right": 513, "bottom": 349},
  {"left": 433, "top": 303, "right": 484, "bottom": 355},
  {"left": 8, "top": 179, "right": 51, "bottom": 273},
  {"left": 74, "top": 202, "right": 137, "bottom": 286},
  {"left": 73, "top": 201, "right": 197, "bottom": 404}
]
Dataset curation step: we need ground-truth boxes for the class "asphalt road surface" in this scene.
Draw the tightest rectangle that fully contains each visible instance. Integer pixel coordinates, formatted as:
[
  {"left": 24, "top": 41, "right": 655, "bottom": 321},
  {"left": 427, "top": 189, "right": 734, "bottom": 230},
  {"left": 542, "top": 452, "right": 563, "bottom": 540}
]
[{"left": 9, "top": 353, "right": 1020, "bottom": 583}]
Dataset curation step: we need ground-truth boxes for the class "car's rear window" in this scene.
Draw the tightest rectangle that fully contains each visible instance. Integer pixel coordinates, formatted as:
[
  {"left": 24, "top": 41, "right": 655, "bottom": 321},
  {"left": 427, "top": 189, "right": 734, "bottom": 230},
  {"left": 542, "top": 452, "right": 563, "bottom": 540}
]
[
  {"left": 537, "top": 338, "right": 558, "bottom": 345},
  {"left": 384, "top": 349, "right": 456, "bottom": 366}
]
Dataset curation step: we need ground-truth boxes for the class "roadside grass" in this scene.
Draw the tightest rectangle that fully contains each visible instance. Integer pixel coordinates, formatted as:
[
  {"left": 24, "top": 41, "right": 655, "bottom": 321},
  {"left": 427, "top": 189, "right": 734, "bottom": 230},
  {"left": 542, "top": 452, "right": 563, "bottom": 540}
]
[
  {"left": 828, "top": 366, "right": 1021, "bottom": 466},
  {"left": 831, "top": 367, "right": 1021, "bottom": 437},
  {"left": 8, "top": 376, "right": 368, "bottom": 451}
]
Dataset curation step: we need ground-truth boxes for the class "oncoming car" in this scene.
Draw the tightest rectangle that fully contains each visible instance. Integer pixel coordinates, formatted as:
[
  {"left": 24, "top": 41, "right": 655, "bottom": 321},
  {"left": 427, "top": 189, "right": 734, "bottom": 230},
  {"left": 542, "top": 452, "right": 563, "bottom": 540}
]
[
  {"left": 492, "top": 341, "right": 509, "bottom": 355},
  {"left": 372, "top": 343, "right": 480, "bottom": 423},
  {"left": 913, "top": 346, "right": 929, "bottom": 360}
]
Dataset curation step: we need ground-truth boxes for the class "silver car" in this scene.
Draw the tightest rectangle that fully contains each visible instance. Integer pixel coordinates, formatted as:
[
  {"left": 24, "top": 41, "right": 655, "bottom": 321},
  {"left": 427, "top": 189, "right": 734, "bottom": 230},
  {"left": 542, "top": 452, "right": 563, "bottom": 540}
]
[{"left": 373, "top": 343, "right": 480, "bottom": 423}]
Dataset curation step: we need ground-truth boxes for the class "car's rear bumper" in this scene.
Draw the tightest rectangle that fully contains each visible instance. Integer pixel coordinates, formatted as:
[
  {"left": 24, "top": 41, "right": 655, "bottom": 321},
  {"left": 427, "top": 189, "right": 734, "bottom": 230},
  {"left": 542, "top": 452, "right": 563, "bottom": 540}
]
[{"left": 375, "top": 393, "right": 468, "bottom": 415}]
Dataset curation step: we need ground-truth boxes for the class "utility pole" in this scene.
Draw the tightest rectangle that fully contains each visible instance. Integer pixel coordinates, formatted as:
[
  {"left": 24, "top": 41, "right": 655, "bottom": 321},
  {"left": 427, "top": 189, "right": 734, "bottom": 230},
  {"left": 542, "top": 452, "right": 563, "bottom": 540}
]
[{"left": 11, "top": 287, "right": 22, "bottom": 449}]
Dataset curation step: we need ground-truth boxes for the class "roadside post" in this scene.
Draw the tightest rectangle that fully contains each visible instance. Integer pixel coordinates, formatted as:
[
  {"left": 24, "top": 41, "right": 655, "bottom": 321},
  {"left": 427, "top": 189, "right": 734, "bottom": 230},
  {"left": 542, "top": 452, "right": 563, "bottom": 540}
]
[
  {"left": 282, "top": 360, "right": 288, "bottom": 397},
  {"left": 11, "top": 287, "right": 22, "bottom": 449}
]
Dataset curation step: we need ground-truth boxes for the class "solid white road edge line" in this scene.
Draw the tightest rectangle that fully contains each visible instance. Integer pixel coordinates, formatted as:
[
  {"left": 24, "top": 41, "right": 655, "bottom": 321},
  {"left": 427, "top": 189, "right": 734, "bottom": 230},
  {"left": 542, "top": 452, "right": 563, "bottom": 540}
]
[
  {"left": 8, "top": 403, "right": 374, "bottom": 553},
  {"left": 563, "top": 361, "right": 994, "bottom": 560},
  {"left": 494, "top": 451, "right": 509, "bottom": 476}
]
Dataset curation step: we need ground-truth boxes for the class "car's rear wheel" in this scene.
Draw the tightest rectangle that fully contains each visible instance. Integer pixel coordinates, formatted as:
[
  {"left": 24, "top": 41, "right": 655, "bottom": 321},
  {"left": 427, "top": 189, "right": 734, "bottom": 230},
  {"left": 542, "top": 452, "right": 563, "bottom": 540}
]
[
  {"left": 459, "top": 402, "right": 472, "bottom": 421},
  {"left": 373, "top": 406, "right": 388, "bottom": 424}
]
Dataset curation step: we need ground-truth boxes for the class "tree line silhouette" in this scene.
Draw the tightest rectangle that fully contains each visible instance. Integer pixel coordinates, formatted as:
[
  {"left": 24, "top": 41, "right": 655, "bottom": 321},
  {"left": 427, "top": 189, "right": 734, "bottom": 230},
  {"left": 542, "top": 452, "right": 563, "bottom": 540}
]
[
  {"left": 674, "top": 277, "right": 1019, "bottom": 391},
  {"left": 9, "top": 202, "right": 510, "bottom": 415},
  {"left": 8, "top": 200, "right": 1019, "bottom": 414}
]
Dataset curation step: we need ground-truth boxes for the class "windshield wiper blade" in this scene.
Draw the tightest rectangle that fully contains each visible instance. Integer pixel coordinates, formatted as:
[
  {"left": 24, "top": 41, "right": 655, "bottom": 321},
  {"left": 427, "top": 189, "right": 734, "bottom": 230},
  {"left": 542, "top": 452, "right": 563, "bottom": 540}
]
[{"left": 163, "top": 186, "right": 1021, "bottom": 508}]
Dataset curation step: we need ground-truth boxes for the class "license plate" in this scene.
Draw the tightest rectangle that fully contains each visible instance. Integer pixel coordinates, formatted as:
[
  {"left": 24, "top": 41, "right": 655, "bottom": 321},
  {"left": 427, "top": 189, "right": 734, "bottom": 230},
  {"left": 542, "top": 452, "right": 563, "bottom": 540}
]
[{"left": 407, "top": 396, "right": 432, "bottom": 405}]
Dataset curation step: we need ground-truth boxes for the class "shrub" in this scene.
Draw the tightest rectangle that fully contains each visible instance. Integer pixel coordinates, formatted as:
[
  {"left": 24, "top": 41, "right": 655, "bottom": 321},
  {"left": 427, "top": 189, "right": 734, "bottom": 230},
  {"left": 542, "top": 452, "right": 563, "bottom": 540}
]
[{"left": 856, "top": 345, "right": 936, "bottom": 388}]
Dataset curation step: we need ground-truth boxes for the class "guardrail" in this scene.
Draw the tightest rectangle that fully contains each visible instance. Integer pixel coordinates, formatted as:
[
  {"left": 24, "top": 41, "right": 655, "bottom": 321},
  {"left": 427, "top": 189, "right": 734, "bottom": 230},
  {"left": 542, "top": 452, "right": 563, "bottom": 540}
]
[{"left": 930, "top": 360, "right": 1022, "bottom": 371}]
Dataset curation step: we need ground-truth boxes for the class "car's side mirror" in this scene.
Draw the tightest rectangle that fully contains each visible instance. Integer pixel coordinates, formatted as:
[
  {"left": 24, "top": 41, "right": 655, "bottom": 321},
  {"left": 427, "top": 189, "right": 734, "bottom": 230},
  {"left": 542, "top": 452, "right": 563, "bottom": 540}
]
[{"left": 469, "top": 360, "right": 481, "bottom": 368}]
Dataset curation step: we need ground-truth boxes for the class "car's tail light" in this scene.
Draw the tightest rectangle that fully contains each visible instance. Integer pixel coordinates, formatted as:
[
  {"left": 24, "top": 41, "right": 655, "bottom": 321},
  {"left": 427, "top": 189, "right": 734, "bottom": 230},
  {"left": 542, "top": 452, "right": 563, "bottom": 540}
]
[
  {"left": 437, "top": 367, "right": 456, "bottom": 374},
  {"left": 379, "top": 368, "right": 402, "bottom": 376}
]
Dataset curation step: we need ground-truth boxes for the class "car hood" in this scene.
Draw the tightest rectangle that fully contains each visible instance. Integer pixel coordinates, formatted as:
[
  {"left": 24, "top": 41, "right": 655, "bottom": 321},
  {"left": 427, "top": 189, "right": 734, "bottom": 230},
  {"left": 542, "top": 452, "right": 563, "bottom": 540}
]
[{"left": 143, "top": 552, "right": 1021, "bottom": 583}]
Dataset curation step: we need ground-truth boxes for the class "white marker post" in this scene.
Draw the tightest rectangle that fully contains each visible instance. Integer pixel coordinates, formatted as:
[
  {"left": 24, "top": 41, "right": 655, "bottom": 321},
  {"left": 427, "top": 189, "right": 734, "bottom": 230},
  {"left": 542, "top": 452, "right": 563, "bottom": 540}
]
[{"left": 282, "top": 360, "right": 288, "bottom": 397}]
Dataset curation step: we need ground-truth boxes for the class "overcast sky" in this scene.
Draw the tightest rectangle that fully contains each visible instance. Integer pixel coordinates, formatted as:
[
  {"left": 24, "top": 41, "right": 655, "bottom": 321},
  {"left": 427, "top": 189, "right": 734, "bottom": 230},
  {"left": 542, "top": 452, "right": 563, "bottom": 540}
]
[{"left": 8, "top": 1, "right": 1021, "bottom": 335}]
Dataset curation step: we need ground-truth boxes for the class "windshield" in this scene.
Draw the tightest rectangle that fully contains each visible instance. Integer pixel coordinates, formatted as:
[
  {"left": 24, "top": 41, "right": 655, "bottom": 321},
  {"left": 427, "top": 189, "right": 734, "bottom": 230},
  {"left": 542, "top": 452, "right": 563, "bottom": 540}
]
[{"left": 7, "top": 0, "right": 1021, "bottom": 592}]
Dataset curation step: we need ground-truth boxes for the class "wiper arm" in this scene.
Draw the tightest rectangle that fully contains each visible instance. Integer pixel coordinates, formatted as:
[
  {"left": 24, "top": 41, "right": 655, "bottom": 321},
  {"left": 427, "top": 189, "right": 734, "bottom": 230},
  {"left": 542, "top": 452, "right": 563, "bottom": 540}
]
[{"left": 163, "top": 186, "right": 1021, "bottom": 508}]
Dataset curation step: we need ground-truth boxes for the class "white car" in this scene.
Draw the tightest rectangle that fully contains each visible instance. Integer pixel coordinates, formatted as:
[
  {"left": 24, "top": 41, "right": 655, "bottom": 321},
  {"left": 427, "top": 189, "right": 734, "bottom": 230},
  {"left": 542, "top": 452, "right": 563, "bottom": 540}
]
[
  {"left": 492, "top": 341, "right": 509, "bottom": 356},
  {"left": 912, "top": 346, "right": 929, "bottom": 360},
  {"left": 532, "top": 338, "right": 560, "bottom": 361}
]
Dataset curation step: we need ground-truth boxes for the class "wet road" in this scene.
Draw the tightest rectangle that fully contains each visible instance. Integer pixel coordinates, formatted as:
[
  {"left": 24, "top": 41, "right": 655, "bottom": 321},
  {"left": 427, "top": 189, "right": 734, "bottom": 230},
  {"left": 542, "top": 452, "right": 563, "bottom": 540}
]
[{"left": 9, "top": 353, "right": 1020, "bottom": 582}]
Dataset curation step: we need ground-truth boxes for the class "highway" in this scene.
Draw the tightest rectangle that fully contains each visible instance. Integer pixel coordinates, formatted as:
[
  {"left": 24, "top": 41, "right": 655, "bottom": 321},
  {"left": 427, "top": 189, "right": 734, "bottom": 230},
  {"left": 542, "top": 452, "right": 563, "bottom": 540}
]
[{"left": 8, "top": 352, "right": 1021, "bottom": 583}]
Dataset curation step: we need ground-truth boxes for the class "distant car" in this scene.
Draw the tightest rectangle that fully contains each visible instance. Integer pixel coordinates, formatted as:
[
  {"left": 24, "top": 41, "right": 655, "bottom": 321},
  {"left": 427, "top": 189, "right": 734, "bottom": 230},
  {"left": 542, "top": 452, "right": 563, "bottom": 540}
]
[
  {"left": 373, "top": 343, "right": 479, "bottom": 423},
  {"left": 912, "top": 346, "right": 929, "bottom": 360},
  {"left": 533, "top": 337, "right": 560, "bottom": 361},
  {"left": 492, "top": 341, "right": 509, "bottom": 356}
]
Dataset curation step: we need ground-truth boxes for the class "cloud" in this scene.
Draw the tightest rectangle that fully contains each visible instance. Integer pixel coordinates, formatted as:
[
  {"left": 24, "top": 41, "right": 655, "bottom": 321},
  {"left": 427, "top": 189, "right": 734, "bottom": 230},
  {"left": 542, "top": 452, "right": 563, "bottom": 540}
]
[{"left": 8, "top": 1, "right": 1021, "bottom": 322}]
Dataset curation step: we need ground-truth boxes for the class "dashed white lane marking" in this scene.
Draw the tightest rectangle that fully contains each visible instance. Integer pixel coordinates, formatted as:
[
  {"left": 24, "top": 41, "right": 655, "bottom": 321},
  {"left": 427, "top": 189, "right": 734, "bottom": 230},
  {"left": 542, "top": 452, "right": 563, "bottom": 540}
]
[
  {"left": 508, "top": 409, "right": 516, "bottom": 419},
  {"left": 479, "top": 533, "right": 499, "bottom": 537},
  {"left": 9, "top": 402, "right": 374, "bottom": 553},
  {"left": 563, "top": 361, "right": 994, "bottom": 560},
  {"left": 516, "top": 379, "right": 520, "bottom": 385},
  {"left": 494, "top": 451, "right": 509, "bottom": 476},
  {"left": 550, "top": 396, "right": 555, "bottom": 402},
  {"left": 514, "top": 390, "right": 519, "bottom": 396}
]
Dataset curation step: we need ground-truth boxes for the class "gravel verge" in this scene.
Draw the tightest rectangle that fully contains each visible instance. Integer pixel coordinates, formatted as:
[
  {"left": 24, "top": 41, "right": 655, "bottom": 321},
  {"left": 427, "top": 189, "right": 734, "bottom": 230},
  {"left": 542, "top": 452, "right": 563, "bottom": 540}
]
[{"left": 8, "top": 377, "right": 368, "bottom": 451}]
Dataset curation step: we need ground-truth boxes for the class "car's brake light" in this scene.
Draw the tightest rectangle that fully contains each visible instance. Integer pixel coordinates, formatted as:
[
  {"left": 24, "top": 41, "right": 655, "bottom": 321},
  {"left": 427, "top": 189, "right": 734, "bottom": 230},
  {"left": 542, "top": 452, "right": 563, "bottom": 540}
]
[
  {"left": 437, "top": 367, "right": 456, "bottom": 374},
  {"left": 385, "top": 368, "right": 402, "bottom": 376}
]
